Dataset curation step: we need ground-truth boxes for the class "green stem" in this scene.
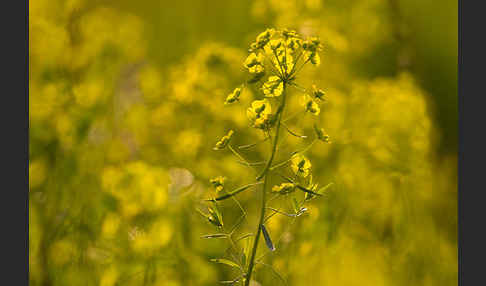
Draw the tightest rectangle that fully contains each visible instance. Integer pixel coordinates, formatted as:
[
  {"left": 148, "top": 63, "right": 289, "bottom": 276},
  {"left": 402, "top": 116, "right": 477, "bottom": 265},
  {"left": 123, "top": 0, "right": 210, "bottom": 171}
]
[{"left": 245, "top": 83, "right": 288, "bottom": 286}]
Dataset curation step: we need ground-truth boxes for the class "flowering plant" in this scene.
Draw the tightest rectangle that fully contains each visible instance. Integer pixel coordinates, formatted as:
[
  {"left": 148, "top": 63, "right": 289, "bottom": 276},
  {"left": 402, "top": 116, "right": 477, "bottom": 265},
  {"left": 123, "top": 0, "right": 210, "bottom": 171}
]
[{"left": 198, "top": 28, "right": 333, "bottom": 285}]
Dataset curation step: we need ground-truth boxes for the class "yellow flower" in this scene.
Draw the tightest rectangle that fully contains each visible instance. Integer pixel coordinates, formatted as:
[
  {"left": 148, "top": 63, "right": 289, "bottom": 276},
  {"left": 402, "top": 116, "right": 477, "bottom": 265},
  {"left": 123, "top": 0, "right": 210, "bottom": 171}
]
[
  {"left": 265, "top": 44, "right": 294, "bottom": 75},
  {"left": 250, "top": 28, "right": 275, "bottom": 51},
  {"left": 276, "top": 50, "right": 294, "bottom": 75},
  {"left": 314, "top": 124, "right": 330, "bottom": 143},
  {"left": 257, "top": 28, "right": 275, "bottom": 42},
  {"left": 311, "top": 84, "right": 326, "bottom": 101},
  {"left": 269, "top": 39, "right": 283, "bottom": 51},
  {"left": 304, "top": 50, "right": 321, "bottom": 66},
  {"left": 225, "top": 87, "right": 241, "bottom": 105},
  {"left": 291, "top": 154, "right": 312, "bottom": 178},
  {"left": 214, "top": 130, "right": 234, "bottom": 150},
  {"left": 272, "top": 182, "right": 296, "bottom": 194},
  {"left": 286, "top": 37, "right": 302, "bottom": 52},
  {"left": 302, "top": 95, "right": 320, "bottom": 115},
  {"left": 282, "top": 28, "right": 300, "bottom": 39},
  {"left": 244, "top": 53, "right": 265, "bottom": 74},
  {"left": 247, "top": 99, "right": 273, "bottom": 129},
  {"left": 302, "top": 37, "right": 322, "bottom": 52},
  {"left": 302, "top": 37, "right": 322, "bottom": 66},
  {"left": 210, "top": 176, "right": 226, "bottom": 192},
  {"left": 262, "top": 76, "right": 283, "bottom": 97}
]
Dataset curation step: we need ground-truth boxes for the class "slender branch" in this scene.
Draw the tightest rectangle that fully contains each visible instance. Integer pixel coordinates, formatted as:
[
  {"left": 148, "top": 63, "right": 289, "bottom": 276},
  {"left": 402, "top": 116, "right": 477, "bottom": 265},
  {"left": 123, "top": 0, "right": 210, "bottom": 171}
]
[
  {"left": 236, "top": 161, "right": 265, "bottom": 166},
  {"left": 269, "top": 159, "right": 290, "bottom": 171},
  {"left": 245, "top": 83, "right": 288, "bottom": 286},
  {"left": 290, "top": 57, "right": 310, "bottom": 78},
  {"left": 289, "top": 49, "right": 303, "bottom": 76},
  {"left": 262, "top": 52, "right": 283, "bottom": 78},
  {"left": 229, "top": 145, "right": 250, "bottom": 165},
  {"left": 222, "top": 225, "right": 245, "bottom": 270},
  {"left": 244, "top": 171, "right": 269, "bottom": 286},
  {"left": 291, "top": 139, "right": 317, "bottom": 156},
  {"left": 256, "top": 89, "right": 288, "bottom": 180},
  {"left": 256, "top": 261, "right": 288, "bottom": 286},
  {"left": 238, "top": 136, "right": 269, "bottom": 150},
  {"left": 229, "top": 145, "right": 259, "bottom": 173},
  {"left": 282, "top": 122, "right": 307, "bottom": 139},
  {"left": 289, "top": 81, "right": 308, "bottom": 94},
  {"left": 272, "top": 48, "right": 285, "bottom": 79},
  {"left": 282, "top": 110, "right": 304, "bottom": 123}
]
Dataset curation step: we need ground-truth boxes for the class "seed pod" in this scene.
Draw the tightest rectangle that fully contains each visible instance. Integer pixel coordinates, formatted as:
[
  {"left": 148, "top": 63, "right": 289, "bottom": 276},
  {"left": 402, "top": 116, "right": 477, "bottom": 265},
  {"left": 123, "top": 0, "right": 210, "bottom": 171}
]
[
  {"left": 210, "top": 258, "right": 241, "bottom": 269},
  {"left": 208, "top": 203, "right": 223, "bottom": 227},
  {"left": 261, "top": 224, "right": 275, "bottom": 251}
]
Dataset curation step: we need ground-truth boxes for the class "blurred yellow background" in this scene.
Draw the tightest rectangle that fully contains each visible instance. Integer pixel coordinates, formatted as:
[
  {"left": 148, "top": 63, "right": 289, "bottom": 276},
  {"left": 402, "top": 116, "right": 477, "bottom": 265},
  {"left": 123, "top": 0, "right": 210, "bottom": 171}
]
[{"left": 29, "top": 0, "right": 457, "bottom": 285}]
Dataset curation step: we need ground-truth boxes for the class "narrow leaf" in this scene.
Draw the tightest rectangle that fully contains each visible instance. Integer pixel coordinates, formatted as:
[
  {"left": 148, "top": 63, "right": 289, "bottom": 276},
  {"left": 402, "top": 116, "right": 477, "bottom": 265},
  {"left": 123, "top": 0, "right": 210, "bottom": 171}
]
[
  {"left": 201, "top": 234, "right": 227, "bottom": 239},
  {"left": 283, "top": 123, "right": 307, "bottom": 139},
  {"left": 208, "top": 182, "right": 262, "bottom": 201},
  {"left": 235, "top": 233, "right": 254, "bottom": 243},
  {"left": 291, "top": 197, "right": 300, "bottom": 214},
  {"left": 196, "top": 208, "right": 211, "bottom": 219},
  {"left": 210, "top": 203, "right": 224, "bottom": 227},
  {"left": 210, "top": 258, "right": 241, "bottom": 269},
  {"left": 295, "top": 184, "right": 322, "bottom": 196},
  {"left": 261, "top": 224, "right": 276, "bottom": 251},
  {"left": 279, "top": 175, "right": 323, "bottom": 197},
  {"left": 267, "top": 207, "right": 299, "bottom": 218},
  {"left": 317, "top": 182, "right": 334, "bottom": 194}
]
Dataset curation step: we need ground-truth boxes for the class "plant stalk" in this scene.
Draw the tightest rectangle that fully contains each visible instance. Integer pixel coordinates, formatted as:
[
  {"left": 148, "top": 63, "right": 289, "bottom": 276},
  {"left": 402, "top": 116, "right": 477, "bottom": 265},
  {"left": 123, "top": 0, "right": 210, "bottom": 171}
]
[{"left": 245, "top": 83, "right": 287, "bottom": 286}]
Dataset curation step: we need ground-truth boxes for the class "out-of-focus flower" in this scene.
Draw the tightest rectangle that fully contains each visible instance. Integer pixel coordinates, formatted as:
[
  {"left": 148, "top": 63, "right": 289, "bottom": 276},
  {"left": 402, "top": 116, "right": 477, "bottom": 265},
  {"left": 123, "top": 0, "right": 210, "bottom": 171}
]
[
  {"left": 302, "top": 95, "right": 320, "bottom": 115},
  {"left": 225, "top": 87, "right": 242, "bottom": 105},
  {"left": 302, "top": 37, "right": 322, "bottom": 66},
  {"left": 311, "top": 84, "right": 326, "bottom": 101},
  {"left": 314, "top": 124, "right": 330, "bottom": 143},
  {"left": 214, "top": 130, "right": 234, "bottom": 150},
  {"left": 210, "top": 176, "right": 226, "bottom": 192},
  {"left": 282, "top": 28, "right": 300, "bottom": 39}
]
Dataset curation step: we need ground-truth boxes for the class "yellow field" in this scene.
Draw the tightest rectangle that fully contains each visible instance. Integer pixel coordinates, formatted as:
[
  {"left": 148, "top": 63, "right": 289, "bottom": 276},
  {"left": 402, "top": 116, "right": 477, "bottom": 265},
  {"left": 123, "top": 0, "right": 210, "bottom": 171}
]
[{"left": 29, "top": 1, "right": 457, "bottom": 285}]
